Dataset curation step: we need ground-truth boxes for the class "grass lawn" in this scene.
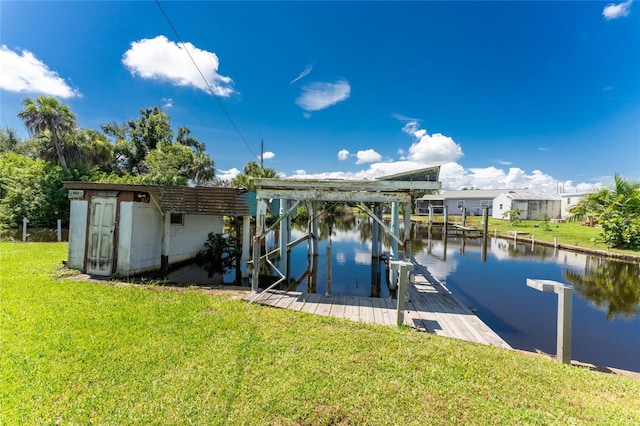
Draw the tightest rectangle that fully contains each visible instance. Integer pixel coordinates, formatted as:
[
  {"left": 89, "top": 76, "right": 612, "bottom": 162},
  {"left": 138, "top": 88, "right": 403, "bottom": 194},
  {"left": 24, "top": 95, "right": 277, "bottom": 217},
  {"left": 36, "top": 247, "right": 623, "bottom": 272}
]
[
  {"left": 2, "top": 243, "right": 639, "bottom": 424},
  {"left": 413, "top": 215, "right": 640, "bottom": 257}
]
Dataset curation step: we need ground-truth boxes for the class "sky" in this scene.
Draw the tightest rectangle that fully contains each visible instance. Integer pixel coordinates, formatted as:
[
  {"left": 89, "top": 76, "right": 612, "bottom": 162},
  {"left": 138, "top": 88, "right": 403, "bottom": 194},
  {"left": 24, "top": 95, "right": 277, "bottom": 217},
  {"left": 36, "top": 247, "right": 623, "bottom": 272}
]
[{"left": 1, "top": 0, "right": 638, "bottom": 193}]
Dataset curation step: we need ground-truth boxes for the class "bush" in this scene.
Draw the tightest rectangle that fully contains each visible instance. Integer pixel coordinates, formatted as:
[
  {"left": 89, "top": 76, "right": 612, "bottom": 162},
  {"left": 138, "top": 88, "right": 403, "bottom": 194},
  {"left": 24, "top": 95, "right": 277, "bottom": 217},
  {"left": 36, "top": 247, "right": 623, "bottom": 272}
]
[{"left": 600, "top": 213, "right": 640, "bottom": 250}]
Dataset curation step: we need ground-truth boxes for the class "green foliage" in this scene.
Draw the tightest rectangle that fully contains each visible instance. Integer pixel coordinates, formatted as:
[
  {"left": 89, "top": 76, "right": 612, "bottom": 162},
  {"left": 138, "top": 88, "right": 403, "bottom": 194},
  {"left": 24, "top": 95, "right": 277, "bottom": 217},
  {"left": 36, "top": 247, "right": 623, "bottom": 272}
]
[
  {"left": 17, "top": 96, "right": 78, "bottom": 168},
  {"left": 502, "top": 206, "right": 524, "bottom": 226},
  {"left": 0, "top": 153, "right": 98, "bottom": 228},
  {"left": 600, "top": 214, "right": 640, "bottom": 250},
  {"left": 230, "top": 161, "right": 278, "bottom": 190},
  {"left": 539, "top": 212, "right": 552, "bottom": 231},
  {"left": 196, "top": 232, "right": 239, "bottom": 277},
  {"left": 570, "top": 175, "right": 640, "bottom": 249}
]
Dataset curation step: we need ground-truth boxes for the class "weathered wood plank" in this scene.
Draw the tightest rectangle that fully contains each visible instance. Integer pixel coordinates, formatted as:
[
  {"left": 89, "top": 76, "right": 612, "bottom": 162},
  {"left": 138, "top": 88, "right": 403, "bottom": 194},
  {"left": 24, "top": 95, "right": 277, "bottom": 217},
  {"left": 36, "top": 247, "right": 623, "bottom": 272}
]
[
  {"left": 242, "top": 260, "right": 511, "bottom": 350},
  {"left": 330, "top": 295, "right": 347, "bottom": 318},
  {"left": 315, "top": 296, "right": 334, "bottom": 317},
  {"left": 300, "top": 293, "right": 323, "bottom": 314}
]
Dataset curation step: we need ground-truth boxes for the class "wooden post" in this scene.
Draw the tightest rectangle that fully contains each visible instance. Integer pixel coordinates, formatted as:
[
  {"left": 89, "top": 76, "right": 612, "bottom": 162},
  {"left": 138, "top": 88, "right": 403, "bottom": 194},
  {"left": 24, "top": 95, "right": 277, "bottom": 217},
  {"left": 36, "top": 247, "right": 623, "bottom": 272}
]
[
  {"left": 390, "top": 202, "right": 399, "bottom": 289},
  {"left": 428, "top": 205, "right": 433, "bottom": 229},
  {"left": 481, "top": 207, "right": 489, "bottom": 262},
  {"left": 461, "top": 206, "right": 467, "bottom": 227},
  {"left": 443, "top": 205, "right": 449, "bottom": 237},
  {"left": 279, "top": 199, "right": 289, "bottom": 280},
  {"left": 403, "top": 202, "right": 412, "bottom": 260},
  {"left": 371, "top": 204, "right": 381, "bottom": 258},
  {"left": 311, "top": 201, "right": 318, "bottom": 257},
  {"left": 252, "top": 198, "right": 267, "bottom": 291},
  {"left": 22, "top": 217, "right": 28, "bottom": 241},
  {"left": 526, "top": 279, "right": 573, "bottom": 364},
  {"left": 57, "top": 219, "right": 62, "bottom": 242},
  {"left": 391, "top": 260, "right": 414, "bottom": 327},
  {"left": 241, "top": 216, "right": 251, "bottom": 278},
  {"left": 326, "top": 243, "right": 332, "bottom": 296}
]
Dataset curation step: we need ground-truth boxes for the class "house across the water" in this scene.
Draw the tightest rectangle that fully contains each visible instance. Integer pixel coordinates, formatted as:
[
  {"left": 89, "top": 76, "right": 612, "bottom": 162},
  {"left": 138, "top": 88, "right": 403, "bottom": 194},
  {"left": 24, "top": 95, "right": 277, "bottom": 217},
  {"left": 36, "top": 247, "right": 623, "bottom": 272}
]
[{"left": 415, "top": 189, "right": 528, "bottom": 216}]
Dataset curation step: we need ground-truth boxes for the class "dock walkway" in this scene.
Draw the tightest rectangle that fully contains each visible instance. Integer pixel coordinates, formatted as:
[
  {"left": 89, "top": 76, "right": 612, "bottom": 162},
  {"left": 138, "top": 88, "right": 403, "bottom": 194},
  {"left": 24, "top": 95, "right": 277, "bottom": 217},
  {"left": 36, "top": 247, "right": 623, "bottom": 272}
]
[{"left": 243, "top": 262, "right": 511, "bottom": 350}]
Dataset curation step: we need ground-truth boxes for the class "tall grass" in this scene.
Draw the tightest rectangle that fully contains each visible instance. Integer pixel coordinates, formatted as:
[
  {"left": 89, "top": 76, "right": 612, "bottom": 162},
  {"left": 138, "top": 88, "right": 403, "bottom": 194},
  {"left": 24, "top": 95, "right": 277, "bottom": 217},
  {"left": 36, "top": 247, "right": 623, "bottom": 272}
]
[{"left": 1, "top": 243, "right": 639, "bottom": 424}]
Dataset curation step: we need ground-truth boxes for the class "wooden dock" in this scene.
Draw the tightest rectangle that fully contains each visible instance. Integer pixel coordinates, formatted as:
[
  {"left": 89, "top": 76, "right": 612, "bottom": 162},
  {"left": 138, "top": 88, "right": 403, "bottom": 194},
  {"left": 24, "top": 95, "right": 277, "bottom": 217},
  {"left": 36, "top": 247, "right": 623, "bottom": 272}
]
[{"left": 243, "top": 262, "right": 511, "bottom": 350}]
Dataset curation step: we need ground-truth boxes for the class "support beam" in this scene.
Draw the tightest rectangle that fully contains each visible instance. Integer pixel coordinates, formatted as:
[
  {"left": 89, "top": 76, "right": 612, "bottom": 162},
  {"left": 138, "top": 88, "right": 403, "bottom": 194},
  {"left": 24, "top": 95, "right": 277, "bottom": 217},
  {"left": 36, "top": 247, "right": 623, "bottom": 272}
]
[
  {"left": 279, "top": 199, "right": 289, "bottom": 281},
  {"left": 391, "top": 260, "right": 414, "bottom": 327},
  {"left": 390, "top": 202, "right": 400, "bottom": 288},
  {"left": 252, "top": 198, "right": 267, "bottom": 291},
  {"left": 403, "top": 202, "right": 412, "bottom": 260},
  {"left": 241, "top": 216, "right": 251, "bottom": 278}
]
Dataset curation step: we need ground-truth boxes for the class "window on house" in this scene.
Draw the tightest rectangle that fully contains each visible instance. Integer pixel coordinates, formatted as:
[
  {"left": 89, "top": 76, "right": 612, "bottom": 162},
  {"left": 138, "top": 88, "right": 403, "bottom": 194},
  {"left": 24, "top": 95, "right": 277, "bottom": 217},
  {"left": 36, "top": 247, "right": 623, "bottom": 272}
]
[
  {"left": 481, "top": 200, "right": 490, "bottom": 207},
  {"left": 499, "top": 204, "right": 503, "bottom": 210},
  {"left": 170, "top": 213, "right": 184, "bottom": 225}
]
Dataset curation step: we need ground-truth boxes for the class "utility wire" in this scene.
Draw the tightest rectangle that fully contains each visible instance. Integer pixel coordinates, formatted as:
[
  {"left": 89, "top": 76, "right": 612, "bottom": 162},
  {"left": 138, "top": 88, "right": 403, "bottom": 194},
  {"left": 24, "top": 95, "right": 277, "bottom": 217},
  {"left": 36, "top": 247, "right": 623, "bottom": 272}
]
[{"left": 154, "top": 0, "right": 258, "bottom": 159}]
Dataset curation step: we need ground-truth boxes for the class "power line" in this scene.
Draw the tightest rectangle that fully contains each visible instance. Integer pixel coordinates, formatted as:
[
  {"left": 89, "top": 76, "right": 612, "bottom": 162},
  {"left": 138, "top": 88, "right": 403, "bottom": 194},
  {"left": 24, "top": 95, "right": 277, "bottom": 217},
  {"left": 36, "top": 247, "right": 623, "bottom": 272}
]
[{"left": 154, "top": 0, "right": 258, "bottom": 159}]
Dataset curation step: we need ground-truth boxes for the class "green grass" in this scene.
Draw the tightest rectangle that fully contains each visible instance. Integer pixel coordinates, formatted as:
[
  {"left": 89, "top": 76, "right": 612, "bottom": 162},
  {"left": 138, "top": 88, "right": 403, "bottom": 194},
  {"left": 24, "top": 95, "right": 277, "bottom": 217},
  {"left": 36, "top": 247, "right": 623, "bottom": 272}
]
[
  {"left": 413, "top": 215, "right": 639, "bottom": 256},
  {"left": 2, "top": 243, "right": 639, "bottom": 424}
]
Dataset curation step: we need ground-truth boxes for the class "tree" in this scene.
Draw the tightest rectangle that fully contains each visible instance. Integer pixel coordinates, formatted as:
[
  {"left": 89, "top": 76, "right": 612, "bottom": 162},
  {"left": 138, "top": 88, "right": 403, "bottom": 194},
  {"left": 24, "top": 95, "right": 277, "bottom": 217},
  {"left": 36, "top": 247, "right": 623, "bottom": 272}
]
[
  {"left": 17, "top": 96, "right": 77, "bottom": 168},
  {"left": 0, "top": 127, "right": 21, "bottom": 153},
  {"left": 230, "top": 161, "right": 279, "bottom": 190},
  {"left": 569, "top": 174, "right": 640, "bottom": 249},
  {"left": 502, "top": 206, "right": 524, "bottom": 226},
  {"left": 102, "top": 108, "right": 216, "bottom": 185}
]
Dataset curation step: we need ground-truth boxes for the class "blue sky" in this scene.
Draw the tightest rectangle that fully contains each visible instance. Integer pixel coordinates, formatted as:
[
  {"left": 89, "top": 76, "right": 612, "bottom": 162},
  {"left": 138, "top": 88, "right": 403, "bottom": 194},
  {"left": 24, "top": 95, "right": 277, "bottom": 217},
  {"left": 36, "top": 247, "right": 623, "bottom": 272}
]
[{"left": 1, "top": 1, "right": 638, "bottom": 192}]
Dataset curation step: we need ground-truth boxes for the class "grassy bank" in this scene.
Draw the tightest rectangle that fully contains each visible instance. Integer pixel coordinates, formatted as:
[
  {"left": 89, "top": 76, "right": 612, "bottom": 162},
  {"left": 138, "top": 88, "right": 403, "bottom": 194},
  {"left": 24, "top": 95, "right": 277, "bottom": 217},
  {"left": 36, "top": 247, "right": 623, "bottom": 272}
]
[
  {"left": 413, "top": 215, "right": 639, "bottom": 258},
  {"left": 1, "top": 243, "right": 639, "bottom": 424}
]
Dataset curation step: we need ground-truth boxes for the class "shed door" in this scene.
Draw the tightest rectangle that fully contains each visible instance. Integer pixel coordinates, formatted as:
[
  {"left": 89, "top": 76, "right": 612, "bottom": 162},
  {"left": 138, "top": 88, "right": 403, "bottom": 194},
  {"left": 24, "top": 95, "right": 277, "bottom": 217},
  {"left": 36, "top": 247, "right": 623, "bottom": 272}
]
[{"left": 87, "top": 196, "right": 117, "bottom": 276}]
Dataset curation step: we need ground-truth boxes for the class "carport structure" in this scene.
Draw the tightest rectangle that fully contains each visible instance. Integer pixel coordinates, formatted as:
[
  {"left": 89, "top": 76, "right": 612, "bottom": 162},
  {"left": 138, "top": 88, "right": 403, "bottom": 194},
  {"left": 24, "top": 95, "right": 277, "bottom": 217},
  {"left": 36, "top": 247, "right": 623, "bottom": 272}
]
[{"left": 249, "top": 167, "right": 441, "bottom": 293}]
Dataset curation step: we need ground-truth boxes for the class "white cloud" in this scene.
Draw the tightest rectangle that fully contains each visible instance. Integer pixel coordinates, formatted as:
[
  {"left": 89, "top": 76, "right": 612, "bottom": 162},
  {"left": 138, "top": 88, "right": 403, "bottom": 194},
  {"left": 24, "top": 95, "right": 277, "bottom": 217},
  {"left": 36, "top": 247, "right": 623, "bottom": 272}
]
[
  {"left": 537, "top": 147, "right": 550, "bottom": 152},
  {"left": 123, "top": 35, "right": 234, "bottom": 97},
  {"left": 355, "top": 149, "right": 382, "bottom": 164},
  {"left": 497, "top": 160, "right": 512, "bottom": 166},
  {"left": 603, "top": 1, "right": 633, "bottom": 20},
  {"left": 0, "top": 45, "right": 80, "bottom": 98},
  {"left": 260, "top": 151, "right": 275, "bottom": 160},
  {"left": 290, "top": 64, "right": 313, "bottom": 84},
  {"left": 216, "top": 167, "right": 240, "bottom": 181},
  {"left": 282, "top": 120, "right": 600, "bottom": 194},
  {"left": 338, "top": 149, "right": 350, "bottom": 161},
  {"left": 295, "top": 79, "right": 350, "bottom": 112},
  {"left": 161, "top": 97, "right": 173, "bottom": 108},
  {"left": 400, "top": 120, "right": 463, "bottom": 164}
]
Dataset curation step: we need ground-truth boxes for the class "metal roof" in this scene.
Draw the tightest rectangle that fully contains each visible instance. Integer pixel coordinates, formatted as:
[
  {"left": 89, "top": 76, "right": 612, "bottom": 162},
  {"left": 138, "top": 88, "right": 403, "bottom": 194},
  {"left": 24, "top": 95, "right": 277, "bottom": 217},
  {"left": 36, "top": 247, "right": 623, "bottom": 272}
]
[
  {"left": 501, "top": 192, "right": 562, "bottom": 201},
  {"left": 418, "top": 189, "right": 528, "bottom": 201},
  {"left": 62, "top": 182, "right": 254, "bottom": 216}
]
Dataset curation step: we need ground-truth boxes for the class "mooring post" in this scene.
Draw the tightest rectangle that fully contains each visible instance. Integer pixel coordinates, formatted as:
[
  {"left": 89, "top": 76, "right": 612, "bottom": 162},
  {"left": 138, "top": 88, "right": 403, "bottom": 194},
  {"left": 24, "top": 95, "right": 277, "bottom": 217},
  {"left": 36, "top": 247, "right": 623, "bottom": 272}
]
[
  {"left": 326, "top": 243, "right": 332, "bottom": 296},
  {"left": 428, "top": 205, "right": 433, "bottom": 229},
  {"left": 390, "top": 202, "right": 400, "bottom": 289},
  {"left": 22, "top": 217, "right": 28, "bottom": 241},
  {"left": 57, "top": 219, "right": 62, "bottom": 242},
  {"left": 461, "top": 206, "right": 467, "bottom": 227},
  {"left": 481, "top": 207, "right": 489, "bottom": 262},
  {"left": 526, "top": 279, "right": 573, "bottom": 364},
  {"left": 443, "top": 205, "right": 449, "bottom": 237},
  {"left": 403, "top": 202, "right": 412, "bottom": 260},
  {"left": 554, "top": 237, "right": 558, "bottom": 248},
  {"left": 279, "top": 199, "right": 289, "bottom": 280},
  {"left": 391, "top": 260, "right": 414, "bottom": 327}
]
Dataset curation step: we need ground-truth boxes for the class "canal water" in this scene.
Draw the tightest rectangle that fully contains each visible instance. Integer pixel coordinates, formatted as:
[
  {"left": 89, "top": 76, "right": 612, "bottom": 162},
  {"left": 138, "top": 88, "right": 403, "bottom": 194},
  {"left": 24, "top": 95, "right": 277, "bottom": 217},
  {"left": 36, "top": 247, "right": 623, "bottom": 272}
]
[{"left": 279, "top": 218, "right": 640, "bottom": 373}]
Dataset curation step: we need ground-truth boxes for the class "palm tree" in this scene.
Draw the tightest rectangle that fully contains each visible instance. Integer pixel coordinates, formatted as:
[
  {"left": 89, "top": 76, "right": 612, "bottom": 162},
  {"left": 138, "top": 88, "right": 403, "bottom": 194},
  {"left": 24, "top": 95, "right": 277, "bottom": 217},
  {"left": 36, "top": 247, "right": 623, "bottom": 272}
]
[{"left": 17, "top": 96, "right": 77, "bottom": 168}]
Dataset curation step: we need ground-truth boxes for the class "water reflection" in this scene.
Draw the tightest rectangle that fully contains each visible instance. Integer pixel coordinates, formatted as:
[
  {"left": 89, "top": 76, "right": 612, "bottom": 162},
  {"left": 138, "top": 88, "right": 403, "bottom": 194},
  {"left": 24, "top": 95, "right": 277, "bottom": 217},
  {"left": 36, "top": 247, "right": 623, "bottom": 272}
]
[
  {"left": 565, "top": 261, "right": 640, "bottom": 320},
  {"left": 285, "top": 214, "right": 639, "bottom": 371}
]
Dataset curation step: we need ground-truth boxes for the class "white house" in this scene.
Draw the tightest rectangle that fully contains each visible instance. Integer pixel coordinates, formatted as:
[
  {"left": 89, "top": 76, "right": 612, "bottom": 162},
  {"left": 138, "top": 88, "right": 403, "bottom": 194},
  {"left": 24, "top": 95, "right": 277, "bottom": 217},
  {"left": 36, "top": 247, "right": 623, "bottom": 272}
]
[
  {"left": 560, "top": 192, "right": 592, "bottom": 219},
  {"left": 492, "top": 192, "right": 562, "bottom": 220},
  {"left": 415, "top": 189, "right": 528, "bottom": 216},
  {"left": 63, "top": 182, "right": 253, "bottom": 277}
]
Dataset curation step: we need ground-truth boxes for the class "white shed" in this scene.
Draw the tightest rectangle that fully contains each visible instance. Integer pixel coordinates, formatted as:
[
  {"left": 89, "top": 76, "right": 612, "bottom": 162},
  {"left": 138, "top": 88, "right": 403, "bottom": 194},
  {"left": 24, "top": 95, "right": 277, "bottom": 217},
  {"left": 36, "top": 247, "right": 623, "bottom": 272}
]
[
  {"left": 63, "top": 182, "right": 253, "bottom": 277},
  {"left": 492, "top": 192, "right": 562, "bottom": 220}
]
